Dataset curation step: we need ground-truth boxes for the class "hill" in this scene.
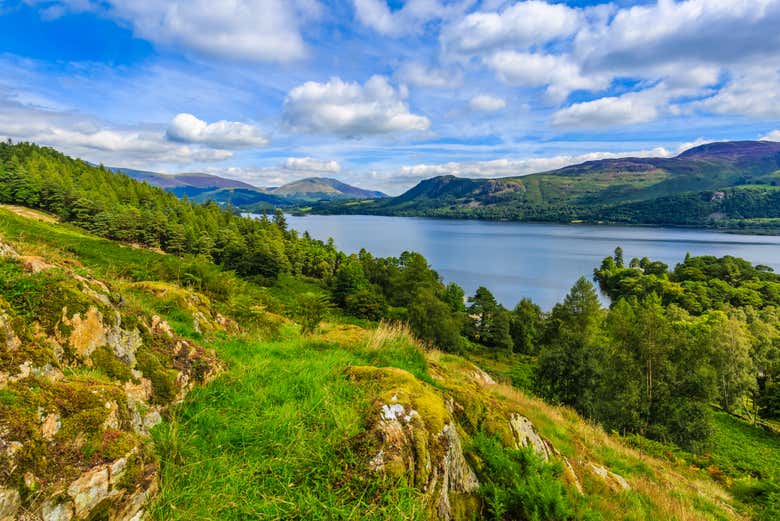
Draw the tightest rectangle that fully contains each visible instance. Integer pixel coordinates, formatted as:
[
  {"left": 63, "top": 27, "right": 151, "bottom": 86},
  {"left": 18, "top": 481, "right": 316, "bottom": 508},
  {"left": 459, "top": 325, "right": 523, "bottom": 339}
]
[
  {"left": 109, "top": 167, "right": 256, "bottom": 190},
  {"left": 270, "top": 176, "right": 387, "bottom": 201},
  {"left": 112, "top": 167, "right": 386, "bottom": 208},
  {"left": 184, "top": 177, "right": 387, "bottom": 212},
  {"left": 0, "top": 207, "right": 754, "bottom": 520},
  {"left": 310, "top": 140, "right": 780, "bottom": 232},
  {"left": 2, "top": 141, "right": 779, "bottom": 520}
]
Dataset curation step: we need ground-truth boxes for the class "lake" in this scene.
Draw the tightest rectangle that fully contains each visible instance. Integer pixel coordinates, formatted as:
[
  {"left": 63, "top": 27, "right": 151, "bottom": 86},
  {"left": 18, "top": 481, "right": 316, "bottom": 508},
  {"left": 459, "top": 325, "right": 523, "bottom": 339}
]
[{"left": 282, "top": 214, "right": 780, "bottom": 309}]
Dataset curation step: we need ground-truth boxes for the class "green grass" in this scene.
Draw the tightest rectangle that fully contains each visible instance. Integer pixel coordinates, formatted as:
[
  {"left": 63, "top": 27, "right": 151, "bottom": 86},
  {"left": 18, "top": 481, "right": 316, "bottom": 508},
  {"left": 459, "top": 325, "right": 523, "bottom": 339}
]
[
  {"left": 624, "top": 411, "right": 780, "bottom": 520},
  {"left": 149, "top": 332, "right": 431, "bottom": 520}
]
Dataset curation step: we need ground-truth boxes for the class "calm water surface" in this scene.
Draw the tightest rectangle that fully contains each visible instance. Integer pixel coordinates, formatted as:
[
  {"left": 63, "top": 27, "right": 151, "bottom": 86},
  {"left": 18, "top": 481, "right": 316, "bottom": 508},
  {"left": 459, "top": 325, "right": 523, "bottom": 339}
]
[{"left": 283, "top": 215, "right": 780, "bottom": 309}]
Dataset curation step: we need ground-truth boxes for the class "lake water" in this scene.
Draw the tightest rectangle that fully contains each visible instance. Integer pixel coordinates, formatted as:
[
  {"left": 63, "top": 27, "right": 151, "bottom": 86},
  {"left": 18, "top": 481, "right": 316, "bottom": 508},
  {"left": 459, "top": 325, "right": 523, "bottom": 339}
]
[{"left": 283, "top": 214, "right": 780, "bottom": 309}]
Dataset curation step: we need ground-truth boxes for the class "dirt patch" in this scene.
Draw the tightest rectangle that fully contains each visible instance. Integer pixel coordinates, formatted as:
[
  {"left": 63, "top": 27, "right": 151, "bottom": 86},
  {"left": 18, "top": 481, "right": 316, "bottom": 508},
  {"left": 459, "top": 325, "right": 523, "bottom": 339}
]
[{"left": 0, "top": 204, "right": 59, "bottom": 223}]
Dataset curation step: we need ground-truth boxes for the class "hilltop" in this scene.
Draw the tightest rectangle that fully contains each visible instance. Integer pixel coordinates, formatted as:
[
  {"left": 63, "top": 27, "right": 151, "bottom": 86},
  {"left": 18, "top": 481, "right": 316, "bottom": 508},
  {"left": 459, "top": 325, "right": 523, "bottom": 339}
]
[
  {"left": 112, "top": 166, "right": 386, "bottom": 209},
  {"left": 269, "top": 176, "right": 387, "bottom": 201},
  {"left": 309, "top": 140, "right": 780, "bottom": 232}
]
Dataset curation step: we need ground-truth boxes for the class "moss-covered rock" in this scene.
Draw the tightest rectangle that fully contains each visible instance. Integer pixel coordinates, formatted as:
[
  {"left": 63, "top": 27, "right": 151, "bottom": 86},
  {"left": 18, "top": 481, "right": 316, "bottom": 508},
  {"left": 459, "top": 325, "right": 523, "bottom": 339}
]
[
  {"left": 348, "top": 365, "right": 479, "bottom": 520},
  {"left": 0, "top": 241, "right": 221, "bottom": 519}
]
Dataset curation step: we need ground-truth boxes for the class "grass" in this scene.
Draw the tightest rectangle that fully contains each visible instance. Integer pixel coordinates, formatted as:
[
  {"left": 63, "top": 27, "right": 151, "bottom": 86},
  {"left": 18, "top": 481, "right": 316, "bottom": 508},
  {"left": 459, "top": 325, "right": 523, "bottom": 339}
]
[
  {"left": 150, "top": 332, "right": 429, "bottom": 520},
  {"left": 0, "top": 205, "right": 762, "bottom": 520}
]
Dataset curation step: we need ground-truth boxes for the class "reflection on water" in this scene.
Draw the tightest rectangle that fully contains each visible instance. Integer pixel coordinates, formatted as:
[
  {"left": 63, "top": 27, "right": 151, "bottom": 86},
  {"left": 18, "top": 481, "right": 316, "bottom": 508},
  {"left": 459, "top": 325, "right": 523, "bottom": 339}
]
[{"left": 278, "top": 214, "right": 780, "bottom": 309}]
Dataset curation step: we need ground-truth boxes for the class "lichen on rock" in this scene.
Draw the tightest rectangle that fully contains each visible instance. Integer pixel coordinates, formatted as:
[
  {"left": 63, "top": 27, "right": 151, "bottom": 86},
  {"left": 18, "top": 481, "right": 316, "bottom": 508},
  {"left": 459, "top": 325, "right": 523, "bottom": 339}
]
[
  {"left": 0, "top": 246, "right": 221, "bottom": 520},
  {"left": 348, "top": 366, "right": 479, "bottom": 520}
]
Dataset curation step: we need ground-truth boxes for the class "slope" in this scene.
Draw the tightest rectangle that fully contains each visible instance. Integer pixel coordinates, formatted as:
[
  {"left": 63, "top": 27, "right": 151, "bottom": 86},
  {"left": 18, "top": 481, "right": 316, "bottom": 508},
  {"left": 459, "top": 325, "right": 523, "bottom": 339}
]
[
  {"left": 0, "top": 206, "right": 748, "bottom": 521},
  {"left": 309, "top": 141, "right": 780, "bottom": 231},
  {"left": 270, "top": 177, "right": 387, "bottom": 201}
]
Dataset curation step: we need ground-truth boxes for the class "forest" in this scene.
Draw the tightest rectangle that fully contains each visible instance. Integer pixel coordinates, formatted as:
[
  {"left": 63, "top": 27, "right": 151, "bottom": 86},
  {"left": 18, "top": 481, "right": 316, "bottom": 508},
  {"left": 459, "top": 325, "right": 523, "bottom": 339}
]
[{"left": 2, "top": 141, "right": 780, "bottom": 518}]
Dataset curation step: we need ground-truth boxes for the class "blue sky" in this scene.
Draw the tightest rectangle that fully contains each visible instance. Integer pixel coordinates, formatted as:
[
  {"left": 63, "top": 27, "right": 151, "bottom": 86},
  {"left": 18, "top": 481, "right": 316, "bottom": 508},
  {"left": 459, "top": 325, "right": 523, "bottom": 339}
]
[{"left": 1, "top": 0, "right": 779, "bottom": 194}]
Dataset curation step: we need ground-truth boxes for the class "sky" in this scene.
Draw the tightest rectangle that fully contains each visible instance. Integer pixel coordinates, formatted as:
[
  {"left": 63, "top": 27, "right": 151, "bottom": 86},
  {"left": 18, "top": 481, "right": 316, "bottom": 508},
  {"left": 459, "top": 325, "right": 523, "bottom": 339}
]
[{"left": 1, "top": 0, "right": 779, "bottom": 194}]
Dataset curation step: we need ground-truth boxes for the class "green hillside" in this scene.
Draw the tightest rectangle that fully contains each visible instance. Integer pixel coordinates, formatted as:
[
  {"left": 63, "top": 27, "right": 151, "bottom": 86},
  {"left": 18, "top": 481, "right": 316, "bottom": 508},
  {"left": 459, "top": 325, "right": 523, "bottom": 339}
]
[
  {"left": 308, "top": 141, "right": 780, "bottom": 232},
  {"left": 1, "top": 141, "right": 779, "bottom": 520}
]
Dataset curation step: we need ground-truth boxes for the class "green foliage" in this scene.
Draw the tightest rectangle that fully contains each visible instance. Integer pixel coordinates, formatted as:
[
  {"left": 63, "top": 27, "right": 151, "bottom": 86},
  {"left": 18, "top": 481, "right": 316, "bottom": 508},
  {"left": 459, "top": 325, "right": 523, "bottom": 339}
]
[
  {"left": 294, "top": 292, "right": 333, "bottom": 334},
  {"left": 408, "top": 289, "right": 464, "bottom": 353},
  {"left": 472, "top": 434, "right": 580, "bottom": 521},
  {"left": 0, "top": 141, "right": 340, "bottom": 285},
  {"left": 509, "top": 298, "right": 544, "bottom": 355},
  {"left": 536, "top": 277, "right": 605, "bottom": 418},
  {"left": 150, "top": 337, "right": 428, "bottom": 520}
]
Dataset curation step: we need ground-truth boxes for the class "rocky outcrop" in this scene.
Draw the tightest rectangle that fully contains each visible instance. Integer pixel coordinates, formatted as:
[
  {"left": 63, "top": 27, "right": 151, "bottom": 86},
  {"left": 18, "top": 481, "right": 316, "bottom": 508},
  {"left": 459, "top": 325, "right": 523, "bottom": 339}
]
[
  {"left": 588, "top": 463, "right": 631, "bottom": 492},
  {"left": 0, "top": 238, "right": 222, "bottom": 520},
  {"left": 349, "top": 367, "right": 479, "bottom": 521},
  {"left": 509, "top": 413, "right": 551, "bottom": 461}
]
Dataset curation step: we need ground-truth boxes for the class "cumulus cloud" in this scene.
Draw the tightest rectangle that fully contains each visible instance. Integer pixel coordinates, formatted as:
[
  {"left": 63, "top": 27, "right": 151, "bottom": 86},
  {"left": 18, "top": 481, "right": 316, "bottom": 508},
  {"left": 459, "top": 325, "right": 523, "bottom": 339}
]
[
  {"left": 353, "top": 0, "right": 465, "bottom": 36},
  {"left": 283, "top": 75, "right": 430, "bottom": 136},
  {"left": 0, "top": 98, "right": 235, "bottom": 167},
  {"left": 694, "top": 69, "right": 780, "bottom": 119},
  {"left": 441, "top": 1, "right": 581, "bottom": 57},
  {"left": 485, "top": 51, "right": 608, "bottom": 101},
  {"left": 551, "top": 82, "right": 710, "bottom": 129},
  {"left": 469, "top": 95, "right": 506, "bottom": 112},
  {"left": 575, "top": 0, "right": 780, "bottom": 74},
  {"left": 553, "top": 94, "right": 660, "bottom": 129},
  {"left": 285, "top": 157, "right": 341, "bottom": 173},
  {"left": 762, "top": 130, "right": 780, "bottom": 141},
  {"left": 166, "top": 113, "right": 268, "bottom": 149},
  {"left": 396, "top": 62, "right": 462, "bottom": 88},
  {"left": 28, "top": 0, "right": 315, "bottom": 62},
  {"left": 398, "top": 147, "right": 673, "bottom": 180}
]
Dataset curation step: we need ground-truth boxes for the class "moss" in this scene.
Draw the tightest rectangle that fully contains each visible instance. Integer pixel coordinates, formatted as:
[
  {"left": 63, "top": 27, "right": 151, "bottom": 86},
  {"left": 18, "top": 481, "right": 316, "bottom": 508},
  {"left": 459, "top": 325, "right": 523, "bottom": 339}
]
[
  {"left": 136, "top": 347, "right": 178, "bottom": 404},
  {"left": 348, "top": 365, "right": 449, "bottom": 434},
  {"left": 89, "top": 430, "right": 138, "bottom": 461},
  {"left": 116, "top": 452, "right": 146, "bottom": 491},
  {"left": 90, "top": 345, "right": 136, "bottom": 383},
  {"left": 412, "top": 428, "right": 431, "bottom": 487},
  {"left": 0, "top": 260, "right": 96, "bottom": 335},
  {"left": 58, "top": 408, "right": 109, "bottom": 441}
]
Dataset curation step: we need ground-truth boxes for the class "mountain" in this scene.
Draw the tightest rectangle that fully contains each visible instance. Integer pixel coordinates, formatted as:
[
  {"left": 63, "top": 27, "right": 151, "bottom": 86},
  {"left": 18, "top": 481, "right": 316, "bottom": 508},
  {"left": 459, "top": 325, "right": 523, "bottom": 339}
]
[
  {"left": 311, "top": 140, "right": 780, "bottom": 231},
  {"left": 112, "top": 167, "right": 386, "bottom": 208},
  {"left": 110, "top": 167, "right": 256, "bottom": 190},
  {"left": 269, "top": 177, "right": 387, "bottom": 201}
]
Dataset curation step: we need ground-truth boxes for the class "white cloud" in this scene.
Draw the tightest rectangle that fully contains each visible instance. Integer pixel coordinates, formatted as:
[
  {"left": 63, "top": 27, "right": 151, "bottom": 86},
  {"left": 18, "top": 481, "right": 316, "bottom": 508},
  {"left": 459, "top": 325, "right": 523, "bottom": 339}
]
[
  {"left": 0, "top": 98, "right": 234, "bottom": 167},
  {"left": 676, "top": 138, "right": 715, "bottom": 153},
  {"left": 485, "top": 51, "right": 608, "bottom": 101},
  {"left": 166, "top": 113, "right": 268, "bottom": 149},
  {"left": 761, "top": 130, "right": 780, "bottom": 141},
  {"left": 285, "top": 157, "right": 341, "bottom": 173},
  {"left": 552, "top": 93, "right": 660, "bottom": 129},
  {"left": 353, "top": 0, "right": 466, "bottom": 36},
  {"left": 551, "top": 82, "right": 711, "bottom": 129},
  {"left": 396, "top": 62, "right": 462, "bottom": 88},
  {"left": 283, "top": 75, "right": 430, "bottom": 136},
  {"left": 441, "top": 1, "right": 581, "bottom": 57},
  {"left": 469, "top": 95, "right": 506, "bottom": 112},
  {"left": 28, "top": 0, "right": 315, "bottom": 62},
  {"left": 398, "top": 147, "right": 673, "bottom": 180},
  {"left": 695, "top": 69, "right": 780, "bottom": 119},
  {"left": 575, "top": 0, "right": 780, "bottom": 74}
]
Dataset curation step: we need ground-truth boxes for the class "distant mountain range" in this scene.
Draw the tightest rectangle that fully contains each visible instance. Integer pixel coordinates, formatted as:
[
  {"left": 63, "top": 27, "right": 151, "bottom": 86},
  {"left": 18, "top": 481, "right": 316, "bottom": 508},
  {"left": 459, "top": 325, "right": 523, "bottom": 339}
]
[
  {"left": 308, "top": 140, "right": 780, "bottom": 232},
  {"left": 110, "top": 167, "right": 387, "bottom": 210}
]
